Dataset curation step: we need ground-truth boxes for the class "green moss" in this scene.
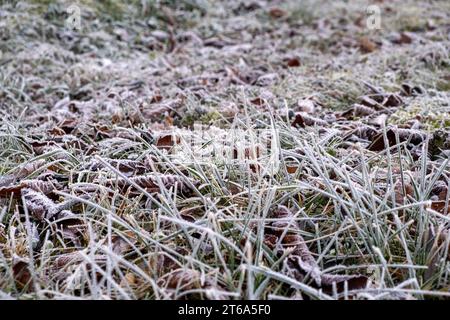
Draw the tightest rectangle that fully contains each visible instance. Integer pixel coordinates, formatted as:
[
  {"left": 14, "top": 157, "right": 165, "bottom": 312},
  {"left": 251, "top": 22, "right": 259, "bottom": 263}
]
[
  {"left": 179, "top": 108, "right": 222, "bottom": 127},
  {"left": 199, "top": 110, "right": 221, "bottom": 124},
  {"left": 437, "top": 79, "right": 450, "bottom": 92},
  {"left": 389, "top": 105, "right": 450, "bottom": 130}
]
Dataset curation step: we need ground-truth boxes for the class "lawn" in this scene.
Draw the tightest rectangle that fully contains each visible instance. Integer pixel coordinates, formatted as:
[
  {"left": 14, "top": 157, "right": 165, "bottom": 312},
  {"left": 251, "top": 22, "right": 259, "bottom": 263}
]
[{"left": 0, "top": 0, "right": 449, "bottom": 300}]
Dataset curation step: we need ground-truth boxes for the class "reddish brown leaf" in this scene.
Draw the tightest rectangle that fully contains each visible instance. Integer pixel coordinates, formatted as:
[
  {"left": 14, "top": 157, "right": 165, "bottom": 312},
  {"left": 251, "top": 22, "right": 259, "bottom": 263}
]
[
  {"left": 401, "top": 83, "right": 424, "bottom": 96},
  {"left": 291, "top": 112, "right": 328, "bottom": 128},
  {"left": 359, "top": 37, "right": 378, "bottom": 53},
  {"left": 392, "top": 32, "right": 413, "bottom": 45},
  {"left": 286, "top": 57, "right": 301, "bottom": 67},
  {"left": 13, "top": 260, "right": 32, "bottom": 290},
  {"left": 250, "top": 97, "right": 265, "bottom": 106},
  {"left": 156, "top": 133, "right": 180, "bottom": 150},
  {"left": 269, "top": 7, "right": 287, "bottom": 19}
]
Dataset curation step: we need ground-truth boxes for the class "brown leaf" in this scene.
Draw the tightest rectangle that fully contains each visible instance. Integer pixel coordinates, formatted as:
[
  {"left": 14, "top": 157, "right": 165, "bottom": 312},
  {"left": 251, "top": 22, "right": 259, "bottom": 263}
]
[
  {"left": 250, "top": 97, "right": 266, "bottom": 106},
  {"left": 394, "top": 180, "right": 415, "bottom": 205},
  {"left": 269, "top": 7, "right": 287, "bottom": 19},
  {"left": 359, "top": 37, "right": 378, "bottom": 53},
  {"left": 286, "top": 165, "right": 299, "bottom": 174},
  {"left": 120, "top": 273, "right": 136, "bottom": 287},
  {"left": 21, "top": 188, "right": 71, "bottom": 221},
  {"left": 0, "top": 174, "right": 62, "bottom": 198},
  {"left": 156, "top": 133, "right": 180, "bottom": 150},
  {"left": 59, "top": 225, "right": 83, "bottom": 248},
  {"left": 266, "top": 206, "right": 368, "bottom": 292},
  {"left": 14, "top": 160, "right": 47, "bottom": 179},
  {"left": 48, "top": 126, "right": 66, "bottom": 136},
  {"left": 291, "top": 112, "right": 328, "bottom": 128},
  {"left": 150, "top": 94, "right": 163, "bottom": 104},
  {"left": 112, "top": 234, "right": 134, "bottom": 255},
  {"left": 286, "top": 57, "right": 301, "bottom": 67},
  {"left": 383, "top": 93, "right": 403, "bottom": 108},
  {"left": 360, "top": 93, "right": 403, "bottom": 109},
  {"left": 391, "top": 32, "right": 413, "bottom": 45},
  {"left": 141, "top": 98, "right": 184, "bottom": 121},
  {"left": 431, "top": 201, "right": 448, "bottom": 214},
  {"left": 367, "top": 128, "right": 427, "bottom": 152},
  {"left": 0, "top": 181, "right": 24, "bottom": 197},
  {"left": 13, "top": 260, "right": 32, "bottom": 290},
  {"left": 23, "top": 179, "right": 62, "bottom": 194},
  {"left": 340, "top": 104, "right": 375, "bottom": 119},
  {"left": 344, "top": 125, "right": 378, "bottom": 142},
  {"left": 86, "top": 158, "right": 148, "bottom": 176},
  {"left": 158, "top": 268, "right": 226, "bottom": 299},
  {"left": 360, "top": 96, "right": 380, "bottom": 108}
]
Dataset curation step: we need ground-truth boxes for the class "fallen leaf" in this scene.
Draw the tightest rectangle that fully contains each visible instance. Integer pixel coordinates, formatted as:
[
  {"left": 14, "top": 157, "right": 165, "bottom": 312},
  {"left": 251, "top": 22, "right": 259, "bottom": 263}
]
[
  {"left": 359, "top": 37, "right": 377, "bottom": 53},
  {"left": 401, "top": 83, "right": 424, "bottom": 96},
  {"left": 367, "top": 128, "right": 428, "bottom": 152},
  {"left": 156, "top": 133, "right": 180, "bottom": 150},
  {"left": 340, "top": 104, "right": 375, "bottom": 119},
  {"left": 269, "top": 7, "right": 287, "bottom": 19},
  {"left": 391, "top": 32, "right": 413, "bottom": 45},
  {"left": 266, "top": 206, "right": 369, "bottom": 293},
  {"left": 286, "top": 57, "right": 301, "bottom": 67},
  {"left": 291, "top": 112, "right": 328, "bottom": 128},
  {"left": 13, "top": 260, "right": 32, "bottom": 290}
]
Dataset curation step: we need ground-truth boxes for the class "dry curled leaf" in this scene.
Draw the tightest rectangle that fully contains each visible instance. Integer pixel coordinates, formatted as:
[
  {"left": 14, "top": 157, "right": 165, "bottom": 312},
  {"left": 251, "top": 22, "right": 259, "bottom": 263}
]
[
  {"left": 140, "top": 98, "right": 184, "bottom": 121},
  {"left": 401, "top": 83, "right": 424, "bottom": 96},
  {"left": 291, "top": 112, "right": 328, "bottom": 128},
  {"left": 269, "top": 7, "right": 287, "bottom": 19},
  {"left": 285, "top": 57, "right": 301, "bottom": 67},
  {"left": 13, "top": 260, "right": 32, "bottom": 290},
  {"left": 266, "top": 206, "right": 368, "bottom": 292},
  {"left": 367, "top": 128, "right": 428, "bottom": 151},
  {"left": 7, "top": 179, "right": 61, "bottom": 197},
  {"left": 359, "top": 37, "right": 378, "bottom": 53},
  {"left": 361, "top": 93, "right": 403, "bottom": 109},
  {"left": 158, "top": 268, "right": 226, "bottom": 300},
  {"left": 86, "top": 158, "right": 148, "bottom": 176},
  {"left": 22, "top": 188, "right": 61, "bottom": 221},
  {"left": 156, "top": 133, "right": 181, "bottom": 150},
  {"left": 104, "top": 174, "right": 197, "bottom": 195},
  {"left": 21, "top": 188, "right": 77, "bottom": 222},
  {"left": 112, "top": 234, "right": 134, "bottom": 255},
  {"left": 391, "top": 32, "right": 413, "bottom": 45},
  {"left": 6, "top": 159, "right": 47, "bottom": 180},
  {"left": 340, "top": 104, "right": 375, "bottom": 119}
]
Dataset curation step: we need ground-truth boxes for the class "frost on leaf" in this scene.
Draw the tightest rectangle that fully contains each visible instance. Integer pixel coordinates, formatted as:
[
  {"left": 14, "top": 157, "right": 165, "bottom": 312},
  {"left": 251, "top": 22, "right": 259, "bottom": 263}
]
[{"left": 266, "top": 205, "right": 368, "bottom": 293}]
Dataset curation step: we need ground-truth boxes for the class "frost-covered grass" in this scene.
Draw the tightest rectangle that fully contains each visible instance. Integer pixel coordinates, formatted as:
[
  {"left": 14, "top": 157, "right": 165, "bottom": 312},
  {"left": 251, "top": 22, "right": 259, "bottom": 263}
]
[{"left": 0, "top": 0, "right": 449, "bottom": 300}]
